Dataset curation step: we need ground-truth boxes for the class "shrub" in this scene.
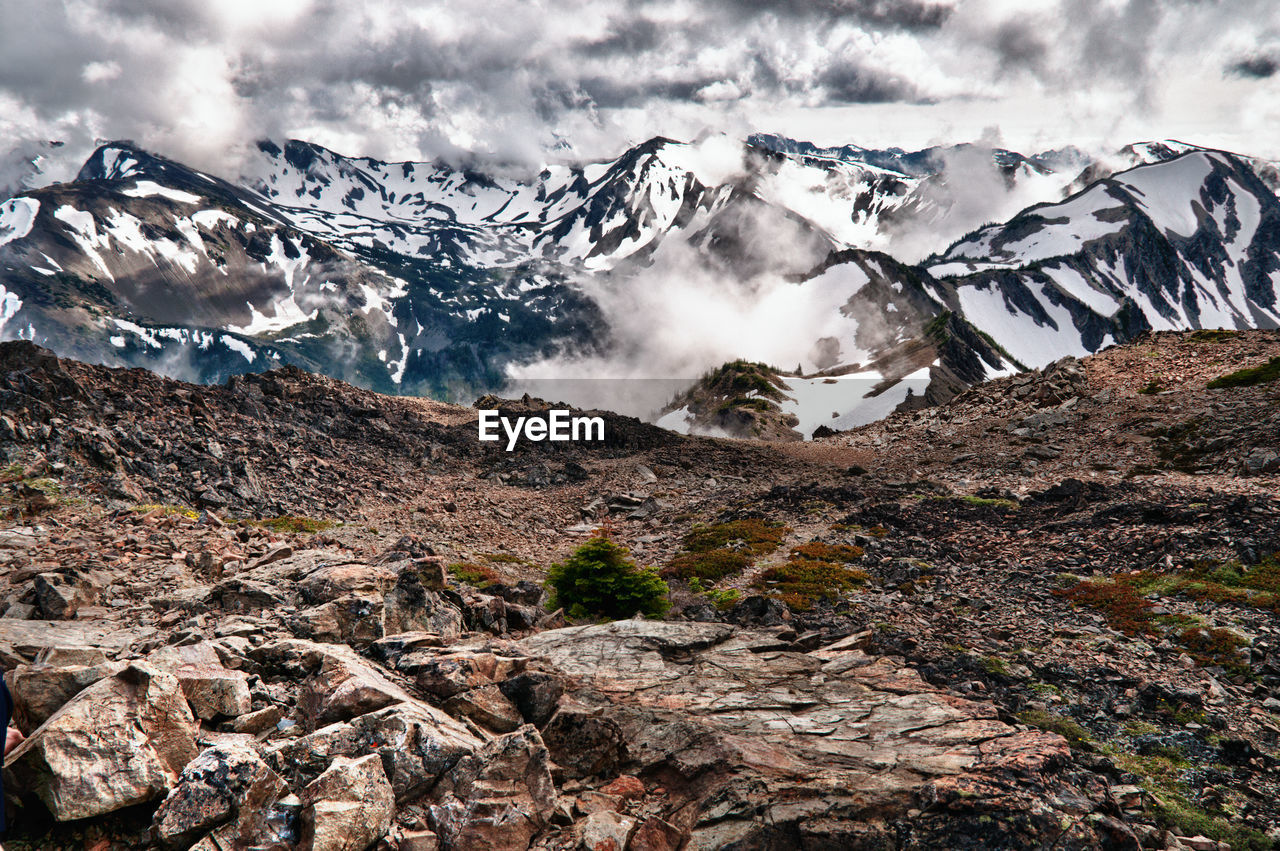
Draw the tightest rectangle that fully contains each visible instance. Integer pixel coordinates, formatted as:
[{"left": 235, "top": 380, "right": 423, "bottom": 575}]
[
  {"left": 547, "top": 536, "right": 669, "bottom": 620},
  {"left": 664, "top": 548, "right": 751, "bottom": 582},
  {"left": 1055, "top": 577, "right": 1160, "bottom": 636},
  {"left": 681, "top": 518, "right": 787, "bottom": 555}
]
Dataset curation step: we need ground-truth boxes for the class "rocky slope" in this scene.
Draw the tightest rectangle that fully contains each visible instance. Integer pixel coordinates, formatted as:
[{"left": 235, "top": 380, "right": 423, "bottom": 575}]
[{"left": 1, "top": 332, "right": 1279, "bottom": 849}]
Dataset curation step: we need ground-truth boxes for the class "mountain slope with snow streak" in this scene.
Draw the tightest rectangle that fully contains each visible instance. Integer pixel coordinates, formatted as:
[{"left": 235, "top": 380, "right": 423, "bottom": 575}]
[{"left": 924, "top": 150, "right": 1280, "bottom": 368}]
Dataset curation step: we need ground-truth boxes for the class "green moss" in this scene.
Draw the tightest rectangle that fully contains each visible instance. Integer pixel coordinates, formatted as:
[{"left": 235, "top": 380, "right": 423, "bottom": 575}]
[
  {"left": 1149, "top": 796, "right": 1273, "bottom": 850},
  {"left": 1057, "top": 573, "right": 1257, "bottom": 674},
  {"left": 752, "top": 558, "right": 868, "bottom": 610},
  {"left": 664, "top": 548, "right": 752, "bottom": 582},
  {"left": 1055, "top": 576, "right": 1161, "bottom": 637},
  {"left": 1027, "top": 682, "right": 1062, "bottom": 696},
  {"left": 665, "top": 519, "right": 790, "bottom": 582},
  {"left": 707, "top": 588, "right": 740, "bottom": 611},
  {"left": 134, "top": 503, "right": 199, "bottom": 520},
  {"left": 959, "top": 494, "right": 1018, "bottom": 509},
  {"left": 1177, "top": 626, "right": 1249, "bottom": 673},
  {"left": 978, "top": 655, "right": 1009, "bottom": 675},
  {"left": 788, "top": 541, "right": 865, "bottom": 563},
  {"left": 1139, "top": 379, "right": 1165, "bottom": 395},
  {"left": 1018, "top": 709, "right": 1092, "bottom": 749},
  {"left": 24, "top": 478, "right": 61, "bottom": 496},
  {"left": 1207, "top": 355, "right": 1280, "bottom": 389},
  {"left": 681, "top": 518, "right": 789, "bottom": 555},
  {"left": 1189, "top": 329, "right": 1240, "bottom": 343},
  {"left": 257, "top": 515, "right": 333, "bottom": 534}
]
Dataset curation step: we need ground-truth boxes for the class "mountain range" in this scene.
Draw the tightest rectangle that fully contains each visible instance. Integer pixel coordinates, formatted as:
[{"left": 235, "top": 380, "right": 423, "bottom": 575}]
[{"left": 1, "top": 133, "right": 1277, "bottom": 434}]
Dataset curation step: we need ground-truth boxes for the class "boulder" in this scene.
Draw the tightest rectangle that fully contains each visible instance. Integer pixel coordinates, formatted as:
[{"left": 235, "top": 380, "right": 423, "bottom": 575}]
[
  {"left": 288, "top": 593, "right": 385, "bottom": 647},
  {"left": 498, "top": 671, "right": 564, "bottom": 728},
  {"left": 516, "top": 620, "right": 1120, "bottom": 848},
  {"left": 5, "top": 662, "right": 199, "bottom": 821},
  {"left": 399, "top": 650, "right": 526, "bottom": 700},
  {"left": 581, "top": 810, "right": 637, "bottom": 851},
  {"left": 398, "top": 829, "right": 441, "bottom": 851},
  {"left": 383, "top": 565, "right": 464, "bottom": 638},
  {"left": 149, "top": 642, "right": 252, "bottom": 720},
  {"left": 296, "top": 562, "right": 394, "bottom": 605},
  {"left": 299, "top": 754, "right": 395, "bottom": 851},
  {"left": 6, "top": 658, "right": 125, "bottom": 732},
  {"left": 628, "top": 817, "right": 687, "bottom": 851},
  {"left": 428, "top": 725, "right": 558, "bottom": 851},
  {"left": 541, "top": 707, "right": 627, "bottom": 780},
  {"left": 153, "top": 742, "right": 287, "bottom": 850},
  {"left": 443, "top": 684, "right": 524, "bottom": 733},
  {"left": 33, "top": 570, "right": 100, "bottom": 620},
  {"left": 270, "top": 701, "right": 482, "bottom": 803},
  {"left": 252, "top": 639, "right": 416, "bottom": 730}
]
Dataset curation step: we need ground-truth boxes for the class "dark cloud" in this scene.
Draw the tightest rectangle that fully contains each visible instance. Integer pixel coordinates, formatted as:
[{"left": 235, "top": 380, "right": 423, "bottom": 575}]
[
  {"left": 578, "top": 18, "right": 665, "bottom": 57},
  {"left": 991, "top": 20, "right": 1048, "bottom": 74},
  {"left": 818, "top": 60, "right": 919, "bottom": 104},
  {"left": 714, "top": 0, "right": 952, "bottom": 30},
  {"left": 1229, "top": 54, "right": 1279, "bottom": 78}
]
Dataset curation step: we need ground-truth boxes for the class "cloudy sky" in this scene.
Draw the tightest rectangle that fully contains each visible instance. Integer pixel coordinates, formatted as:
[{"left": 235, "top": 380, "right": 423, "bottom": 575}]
[{"left": 2, "top": 0, "right": 1280, "bottom": 187}]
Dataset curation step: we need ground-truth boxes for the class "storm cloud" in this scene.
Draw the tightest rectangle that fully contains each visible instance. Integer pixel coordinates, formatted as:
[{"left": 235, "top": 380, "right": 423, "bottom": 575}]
[{"left": 2, "top": 0, "right": 1280, "bottom": 185}]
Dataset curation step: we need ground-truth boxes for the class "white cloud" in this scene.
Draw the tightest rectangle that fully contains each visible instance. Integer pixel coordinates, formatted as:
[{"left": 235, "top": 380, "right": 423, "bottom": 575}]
[{"left": 0, "top": 0, "right": 1278, "bottom": 186}]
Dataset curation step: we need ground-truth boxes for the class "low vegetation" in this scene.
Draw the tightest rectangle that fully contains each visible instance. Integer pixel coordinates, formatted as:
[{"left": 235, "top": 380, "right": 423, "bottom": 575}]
[
  {"left": 1055, "top": 560, "right": 1276, "bottom": 674},
  {"left": 1018, "top": 708, "right": 1093, "bottom": 750},
  {"left": 1206, "top": 355, "right": 1280, "bottom": 388},
  {"left": 752, "top": 536, "right": 870, "bottom": 610},
  {"left": 256, "top": 515, "right": 333, "bottom": 534},
  {"left": 449, "top": 562, "right": 501, "bottom": 589},
  {"left": 1189, "top": 329, "right": 1241, "bottom": 343},
  {"left": 752, "top": 559, "right": 869, "bottom": 610},
  {"left": 664, "top": 518, "right": 789, "bottom": 582}
]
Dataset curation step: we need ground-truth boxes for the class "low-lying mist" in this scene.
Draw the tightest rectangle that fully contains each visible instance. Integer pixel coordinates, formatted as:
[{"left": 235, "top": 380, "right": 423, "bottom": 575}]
[{"left": 503, "top": 137, "right": 1082, "bottom": 418}]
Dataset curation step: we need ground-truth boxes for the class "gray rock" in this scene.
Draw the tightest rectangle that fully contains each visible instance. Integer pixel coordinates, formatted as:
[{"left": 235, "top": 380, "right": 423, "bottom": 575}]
[
  {"left": 153, "top": 742, "right": 286, "bottom": 849},
  {"left": 428, "top": 725, "right": 558, "bottom": 850},
  {"left": 299, "top": 754, "right": 395, "bottom": 851},
  {"left": 6, "top": 662, "right": 198, "bottom": 821}
]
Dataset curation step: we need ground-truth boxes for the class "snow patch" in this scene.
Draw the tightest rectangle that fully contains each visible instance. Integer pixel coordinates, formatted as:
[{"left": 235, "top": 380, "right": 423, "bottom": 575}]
[
  {"left": 111, "top": 319, "right": 162, "bottom": 349},
  {"left": 122, "top": 181, "right": 202, "bottom": 204},
  {"left": 220, "top": 335, "right": 257, "bottom": 363},
  {"left": 778, "top": 367, "right": 932, "bottom": 438},
  {"left": 0, "top": 198, "right": 39, "bottom": 247},
  {"left": 0, "top": 285, "right": 23, "bottom": 336}
]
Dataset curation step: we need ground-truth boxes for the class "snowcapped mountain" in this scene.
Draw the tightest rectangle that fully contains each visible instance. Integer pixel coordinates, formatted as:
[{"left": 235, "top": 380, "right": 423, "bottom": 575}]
[
  {"left": 1, "top": 133, "right": 1001, "bottom": 398},
  {"left": 2, "top": 133, "right": 1279, "bottom": 436},
  {"left": 923, "top": 149, "right": 1280, "bottom": 368}
]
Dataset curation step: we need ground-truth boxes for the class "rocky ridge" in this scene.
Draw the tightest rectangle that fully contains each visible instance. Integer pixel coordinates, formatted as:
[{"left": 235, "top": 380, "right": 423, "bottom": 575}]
[{"left": 0, "top": 332, "right": 1278, "bottom": 849}]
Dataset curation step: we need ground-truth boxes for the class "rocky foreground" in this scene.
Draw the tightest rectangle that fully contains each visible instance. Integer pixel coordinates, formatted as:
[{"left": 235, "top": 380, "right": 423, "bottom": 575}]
[{"left": 0, "top": 332, "right": 1279, "bottom": 849}]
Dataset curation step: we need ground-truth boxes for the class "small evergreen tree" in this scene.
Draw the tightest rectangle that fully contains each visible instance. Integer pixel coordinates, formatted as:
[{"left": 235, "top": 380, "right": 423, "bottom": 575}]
[{"left": 546, "top": 535, "right": 670, "bottom": 620}]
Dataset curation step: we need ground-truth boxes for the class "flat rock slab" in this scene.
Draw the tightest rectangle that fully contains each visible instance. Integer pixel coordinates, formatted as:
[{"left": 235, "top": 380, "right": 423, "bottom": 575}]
[
  {"left": 518, "top": 620, "right": 1106, "bottom": 848},
  {"left": 0, "top": 620, "right": 156, "bottom": 660}
]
